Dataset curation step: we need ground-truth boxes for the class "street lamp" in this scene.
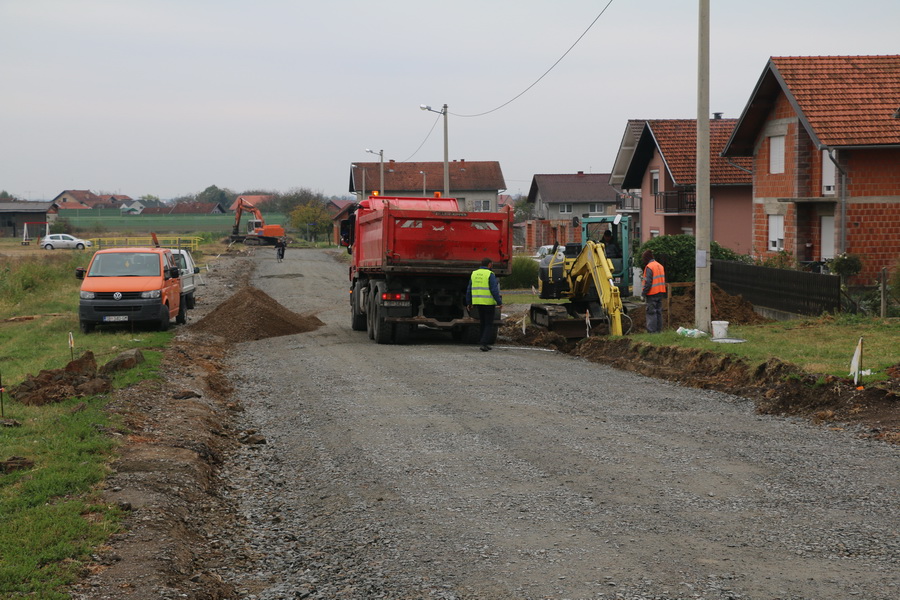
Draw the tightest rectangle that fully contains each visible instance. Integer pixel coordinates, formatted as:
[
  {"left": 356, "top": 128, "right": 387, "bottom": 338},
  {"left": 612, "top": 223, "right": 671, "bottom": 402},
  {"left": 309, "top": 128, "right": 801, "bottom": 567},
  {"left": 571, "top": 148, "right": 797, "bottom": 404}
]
[
  {"left": 420, "top": 171, "right": 426, "bottom": 195},
  {"left": 365, "top": 148, "right": 384, "bottom": 196},
  {"left": 420, "top": 103, "right": 449, "bottom": 198}
]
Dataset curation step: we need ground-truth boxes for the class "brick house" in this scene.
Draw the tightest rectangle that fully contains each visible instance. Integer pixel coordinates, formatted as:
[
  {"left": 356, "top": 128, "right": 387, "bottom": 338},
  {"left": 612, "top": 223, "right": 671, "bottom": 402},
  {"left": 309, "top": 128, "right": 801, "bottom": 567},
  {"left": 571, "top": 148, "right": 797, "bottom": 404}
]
[
  {"left": 722, "top": 55, "right": 900, "bottom": 284},
  {"left": 618, "top": 118, "right": 753, "bottom": 253},
  {"left": 50, "top": 190, "right": 98, "bottom": 210},
  {"left": 523, "top": 172, "right": 620, "bottom": 250},
  {"left": 349, "top": 160, "right": 505, "bottom": 212}
]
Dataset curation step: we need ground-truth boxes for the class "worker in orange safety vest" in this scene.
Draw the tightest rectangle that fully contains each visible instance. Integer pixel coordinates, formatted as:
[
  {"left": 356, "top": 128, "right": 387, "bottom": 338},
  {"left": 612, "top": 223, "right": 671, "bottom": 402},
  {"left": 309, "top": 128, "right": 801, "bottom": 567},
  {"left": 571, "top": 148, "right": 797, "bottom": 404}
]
[{"left": 641, "top": 249, "right": 666, "bottom": 333}]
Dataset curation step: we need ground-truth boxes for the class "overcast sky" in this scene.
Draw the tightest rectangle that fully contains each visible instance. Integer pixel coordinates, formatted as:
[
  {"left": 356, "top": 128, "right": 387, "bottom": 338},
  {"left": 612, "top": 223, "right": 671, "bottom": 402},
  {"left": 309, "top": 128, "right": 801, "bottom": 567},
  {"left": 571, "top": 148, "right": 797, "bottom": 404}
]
[{"left": 2, "top": 0, "right": 898, "bottom": 201}]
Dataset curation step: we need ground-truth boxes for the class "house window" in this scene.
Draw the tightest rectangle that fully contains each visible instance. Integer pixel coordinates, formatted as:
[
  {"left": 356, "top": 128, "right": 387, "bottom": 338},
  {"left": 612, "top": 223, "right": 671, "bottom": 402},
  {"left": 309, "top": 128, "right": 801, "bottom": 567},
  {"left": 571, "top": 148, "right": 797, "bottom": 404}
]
[
  {"left": 768, "top": 214, "right": 784, "bottom": 251},
  {"left": 588, "top": 203, "right": 604, "bottom": 214},
  {"left": 822, "top": 150, "right": 836, "bottom": 196},
  {"left": 472, "top": 200, "right": 491, "bottom": 212},
  {"left": 559, "top": 204, "right": 573, "bottom": 214},
  {"left": 650, "top": 171, "right": 659, "bottom": 195},
  {"left": 769, "top": 135, "right": 785, "bottom": 174}
]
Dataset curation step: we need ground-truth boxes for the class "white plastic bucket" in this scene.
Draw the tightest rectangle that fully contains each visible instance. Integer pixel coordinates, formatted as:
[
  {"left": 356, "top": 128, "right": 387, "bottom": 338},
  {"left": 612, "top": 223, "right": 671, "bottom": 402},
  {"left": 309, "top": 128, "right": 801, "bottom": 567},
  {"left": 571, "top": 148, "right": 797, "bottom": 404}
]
[{"left": 711, "top": 320, "right": 729, "bottom": 339}]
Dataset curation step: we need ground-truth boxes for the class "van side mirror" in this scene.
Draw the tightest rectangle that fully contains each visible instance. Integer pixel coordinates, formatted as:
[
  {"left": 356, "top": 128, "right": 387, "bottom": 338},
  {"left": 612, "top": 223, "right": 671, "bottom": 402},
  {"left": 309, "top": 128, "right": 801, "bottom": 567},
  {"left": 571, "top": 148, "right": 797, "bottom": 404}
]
[
  {"left": 167, "top": 267, "right": 180, "bottom": 279},
  {"left": 75, "top": 267, "right": 86, "bottom": 280},
  {"left": 194, "top": 266, "right": 200, "bottom": 274}
]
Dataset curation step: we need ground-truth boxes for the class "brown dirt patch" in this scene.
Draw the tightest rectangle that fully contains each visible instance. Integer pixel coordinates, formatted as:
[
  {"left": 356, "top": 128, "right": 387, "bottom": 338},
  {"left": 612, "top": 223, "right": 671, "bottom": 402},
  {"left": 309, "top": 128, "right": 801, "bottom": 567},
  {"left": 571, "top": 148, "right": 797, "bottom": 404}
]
[
  {"left": 190, "top": 285, "right": 324, "bottom": 342},
  {"left": 629, "top": 283, "right": 770, "bottom": 333}
]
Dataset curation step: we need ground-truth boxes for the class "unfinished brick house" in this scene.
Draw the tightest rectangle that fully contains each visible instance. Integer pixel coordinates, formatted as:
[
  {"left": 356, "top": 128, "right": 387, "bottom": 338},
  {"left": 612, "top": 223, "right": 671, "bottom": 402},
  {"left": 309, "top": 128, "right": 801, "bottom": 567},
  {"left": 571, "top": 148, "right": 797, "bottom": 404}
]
[{"left": 722, "top": 55, "right": 900, "bottom": 284}]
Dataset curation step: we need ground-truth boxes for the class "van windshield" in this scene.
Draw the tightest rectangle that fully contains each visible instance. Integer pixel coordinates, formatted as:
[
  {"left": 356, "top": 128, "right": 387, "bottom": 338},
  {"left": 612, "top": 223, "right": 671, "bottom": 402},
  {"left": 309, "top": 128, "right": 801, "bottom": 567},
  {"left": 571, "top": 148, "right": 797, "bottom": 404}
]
[{"left": 88, "top": 252, "right": 160, "bottom": 277}]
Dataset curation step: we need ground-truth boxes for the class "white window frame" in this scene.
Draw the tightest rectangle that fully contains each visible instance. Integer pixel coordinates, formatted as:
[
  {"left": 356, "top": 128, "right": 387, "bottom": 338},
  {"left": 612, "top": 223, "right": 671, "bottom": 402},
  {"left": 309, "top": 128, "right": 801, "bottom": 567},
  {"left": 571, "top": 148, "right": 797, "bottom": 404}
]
[
  {"left": 650, "top": 170, "right": 660, "bottom": 195},
  {"left": 822, "top": 149, "right": 836, "bottom": 196},
  {"left": 558, "top": 203, "right": 573, "bottom": 214},
  {"left": 768, "top": 214, "right": 785, "bottom": 251},
  {"left": 769, "top": 135, "right": 785, "bottom": 174},
  {"left": 472, "top": 199, "right": 491, "bottom": 212}
]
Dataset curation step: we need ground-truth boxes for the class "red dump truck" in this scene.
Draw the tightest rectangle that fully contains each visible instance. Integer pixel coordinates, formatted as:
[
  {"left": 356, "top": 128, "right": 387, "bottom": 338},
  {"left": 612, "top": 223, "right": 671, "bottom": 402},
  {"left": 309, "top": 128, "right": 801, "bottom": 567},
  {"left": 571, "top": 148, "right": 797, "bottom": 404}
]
[{"left": 340, "top": 196, "right": 513, "bottom": 344}]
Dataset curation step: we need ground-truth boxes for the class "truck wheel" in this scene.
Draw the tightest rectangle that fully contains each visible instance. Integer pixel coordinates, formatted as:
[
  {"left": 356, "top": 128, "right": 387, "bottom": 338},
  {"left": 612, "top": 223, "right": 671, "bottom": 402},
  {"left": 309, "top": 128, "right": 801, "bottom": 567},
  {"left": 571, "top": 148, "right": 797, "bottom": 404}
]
[
  {"left": 393, "top": 323, "right": 412, "bottom": 345},
  {"left": 176, "top": 297, "right": 187, "bottom": 325},
  {"left": 463, "top": 324, "right": 480, "bottom": 345},
  {"left": 159, "top": 304, "right": 171, "bottom": 331},
  {"left": 350, "top": 281, "right": 366, "bottom": 331},
  {"left": 366, "top": 289, "right": 376, "bottom": 340},
  {"left": 373, "top": 299, "right": 392, "bottom": 344},
  {"left": 186, "top": 293, "right": 196, "bottom": 309},
  {"left": 79, "top": 320, "right": 94, "bottom": 334}
]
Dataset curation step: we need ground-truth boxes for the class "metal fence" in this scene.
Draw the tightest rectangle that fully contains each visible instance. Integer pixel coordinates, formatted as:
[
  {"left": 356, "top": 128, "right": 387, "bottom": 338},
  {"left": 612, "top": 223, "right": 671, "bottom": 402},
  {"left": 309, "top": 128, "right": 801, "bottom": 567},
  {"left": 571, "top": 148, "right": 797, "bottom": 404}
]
[{"left": 711, "top": 259, "right": 841, "bottom": 316}]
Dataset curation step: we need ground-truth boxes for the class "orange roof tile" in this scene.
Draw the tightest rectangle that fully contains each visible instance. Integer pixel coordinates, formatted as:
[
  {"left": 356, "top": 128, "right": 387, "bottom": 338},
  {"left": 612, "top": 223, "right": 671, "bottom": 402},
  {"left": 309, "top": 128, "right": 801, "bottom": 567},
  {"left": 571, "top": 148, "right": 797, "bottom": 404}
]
[
  {"left": 349, "top": 160, "right": 505, "bottom": 194},
  {"left": 772, "top": 55, "right": 900, "bottom": 146},
  {"left": 624, "top": 119, "right": 752, "bottom": 188},
  {"left": 724, "top": 55, "right": 900, "bottom": 155}
]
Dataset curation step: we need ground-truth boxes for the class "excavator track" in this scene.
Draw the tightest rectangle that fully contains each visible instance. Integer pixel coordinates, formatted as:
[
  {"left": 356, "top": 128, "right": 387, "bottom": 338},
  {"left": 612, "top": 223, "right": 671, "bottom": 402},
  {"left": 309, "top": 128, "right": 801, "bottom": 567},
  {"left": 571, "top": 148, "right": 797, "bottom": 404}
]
[{"left": 529, "top": 304, "right": 609, "bottom": 339}]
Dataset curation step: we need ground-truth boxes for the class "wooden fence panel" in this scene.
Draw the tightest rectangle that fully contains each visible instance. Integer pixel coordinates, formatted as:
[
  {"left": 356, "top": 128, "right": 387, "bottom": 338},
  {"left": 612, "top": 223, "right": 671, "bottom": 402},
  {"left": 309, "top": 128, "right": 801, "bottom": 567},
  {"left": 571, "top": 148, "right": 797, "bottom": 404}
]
[{"left": 711, "top": 260, "right": 841, "bottom": 316}]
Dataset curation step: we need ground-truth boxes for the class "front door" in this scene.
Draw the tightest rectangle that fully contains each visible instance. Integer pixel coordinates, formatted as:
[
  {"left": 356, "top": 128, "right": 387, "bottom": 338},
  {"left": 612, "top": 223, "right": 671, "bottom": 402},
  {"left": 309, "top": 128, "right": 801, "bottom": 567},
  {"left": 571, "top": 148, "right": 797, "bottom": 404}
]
[{"left": 820, "top": 215, "right": 835, "bottom": 260}]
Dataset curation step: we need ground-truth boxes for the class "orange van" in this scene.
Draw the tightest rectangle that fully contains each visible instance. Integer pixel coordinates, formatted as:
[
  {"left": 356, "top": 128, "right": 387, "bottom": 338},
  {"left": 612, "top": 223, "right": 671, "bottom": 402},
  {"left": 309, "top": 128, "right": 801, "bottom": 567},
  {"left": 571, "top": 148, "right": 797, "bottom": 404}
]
[{"left": 76, "top": 247, "right": 184, "bottom": 333}]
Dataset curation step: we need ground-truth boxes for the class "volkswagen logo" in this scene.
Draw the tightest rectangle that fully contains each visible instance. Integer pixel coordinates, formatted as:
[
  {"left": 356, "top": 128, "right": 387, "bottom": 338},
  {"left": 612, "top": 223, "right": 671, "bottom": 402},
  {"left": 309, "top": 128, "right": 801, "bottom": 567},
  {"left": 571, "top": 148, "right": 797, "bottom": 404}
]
[{"left": 113, "top": 292, "right": 122, "bottom": 300}]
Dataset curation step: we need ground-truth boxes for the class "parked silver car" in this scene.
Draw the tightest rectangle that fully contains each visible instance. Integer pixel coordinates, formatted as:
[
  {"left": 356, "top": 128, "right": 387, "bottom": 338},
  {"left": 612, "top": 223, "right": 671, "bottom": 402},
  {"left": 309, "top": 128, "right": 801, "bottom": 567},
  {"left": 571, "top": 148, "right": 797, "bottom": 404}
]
[{"left": 41, "top": 234, "right": 93, "bottom": 250}]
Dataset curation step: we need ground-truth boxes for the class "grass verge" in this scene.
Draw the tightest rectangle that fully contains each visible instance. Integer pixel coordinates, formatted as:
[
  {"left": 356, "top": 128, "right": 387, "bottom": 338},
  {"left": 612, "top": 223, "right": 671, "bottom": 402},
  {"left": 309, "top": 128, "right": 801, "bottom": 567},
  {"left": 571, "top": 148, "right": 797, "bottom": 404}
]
[{"left": 0, "top": 249, "right": 172, "bottom": 597}]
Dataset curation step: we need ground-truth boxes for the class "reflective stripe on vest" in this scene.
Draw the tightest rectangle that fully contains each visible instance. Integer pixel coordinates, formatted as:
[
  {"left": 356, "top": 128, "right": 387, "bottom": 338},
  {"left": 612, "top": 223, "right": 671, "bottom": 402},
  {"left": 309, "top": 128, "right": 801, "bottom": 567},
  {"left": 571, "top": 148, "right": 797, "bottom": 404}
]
[
  {"left": 470, "top": 268, "right": 496, "bottom": 305},
  {"left": 646, "top": 260, "right": 666, "bottom": 296}
]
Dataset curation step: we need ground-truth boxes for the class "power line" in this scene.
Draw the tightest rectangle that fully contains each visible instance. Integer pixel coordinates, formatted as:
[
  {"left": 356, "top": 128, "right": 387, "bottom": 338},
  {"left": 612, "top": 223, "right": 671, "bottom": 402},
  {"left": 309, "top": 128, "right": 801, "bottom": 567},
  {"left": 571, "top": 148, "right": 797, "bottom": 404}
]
[
  {"left": 400, "top": 0, "right": 615, "bottom": 162},
  {"left": 453, "top": 0, "right": 615, "bottom": 118}
]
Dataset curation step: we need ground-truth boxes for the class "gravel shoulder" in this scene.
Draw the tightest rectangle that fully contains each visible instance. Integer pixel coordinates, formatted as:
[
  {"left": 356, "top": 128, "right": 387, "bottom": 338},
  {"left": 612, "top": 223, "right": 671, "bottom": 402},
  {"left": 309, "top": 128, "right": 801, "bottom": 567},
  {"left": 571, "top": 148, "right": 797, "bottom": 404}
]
[{"left": 72, "top": 248, "right": 899, "bottom": 600}]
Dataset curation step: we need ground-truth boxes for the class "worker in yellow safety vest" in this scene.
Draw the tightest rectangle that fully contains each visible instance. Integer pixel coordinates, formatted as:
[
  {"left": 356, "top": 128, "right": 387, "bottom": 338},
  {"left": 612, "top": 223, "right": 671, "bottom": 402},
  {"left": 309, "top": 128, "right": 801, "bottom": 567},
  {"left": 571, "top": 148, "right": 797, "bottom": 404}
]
[
  {"left": 641, "top": 249, "right": 667, "bottom": 333},
  {"left": 466, "top": 258, "right": 503, "bottom": 351}
]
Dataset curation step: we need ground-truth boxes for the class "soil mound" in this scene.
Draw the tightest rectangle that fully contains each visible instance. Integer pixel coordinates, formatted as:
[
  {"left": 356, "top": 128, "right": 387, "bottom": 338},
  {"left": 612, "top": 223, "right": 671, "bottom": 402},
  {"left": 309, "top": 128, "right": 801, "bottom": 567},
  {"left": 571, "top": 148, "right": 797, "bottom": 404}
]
[
  {"left": 10, "top": 351, "right": 112, "bottom": 405},
  {"left": 190, "top": 286, "right": 324, "bottom": 342},
  {"left": 629, "top": 283, "right": 769, "bottom": 333}
]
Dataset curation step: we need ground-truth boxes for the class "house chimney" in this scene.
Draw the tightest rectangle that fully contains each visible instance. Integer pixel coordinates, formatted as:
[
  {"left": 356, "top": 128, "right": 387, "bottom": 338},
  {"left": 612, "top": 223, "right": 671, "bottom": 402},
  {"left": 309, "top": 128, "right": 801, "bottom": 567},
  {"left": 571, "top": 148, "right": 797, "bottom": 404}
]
[
  {"left": 713, "top": 112, "right": 723, "bottom": 119},
  {"left": 577, "top": 171, "right": 584, "bottom": 176}
]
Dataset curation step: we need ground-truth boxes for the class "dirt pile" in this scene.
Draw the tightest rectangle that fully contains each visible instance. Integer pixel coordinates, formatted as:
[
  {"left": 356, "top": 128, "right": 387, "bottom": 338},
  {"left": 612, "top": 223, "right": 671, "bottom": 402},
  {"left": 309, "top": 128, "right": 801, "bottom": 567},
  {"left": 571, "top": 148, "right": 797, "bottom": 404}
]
[
  {"left": 190, "top": 286, "right": 324, "bottom": 342},
  {"left": 9, "top": 351, "right": 112, "bottom": 405},
  {"left": 629, "top": 283, "right": 769, "bottom": 333}
]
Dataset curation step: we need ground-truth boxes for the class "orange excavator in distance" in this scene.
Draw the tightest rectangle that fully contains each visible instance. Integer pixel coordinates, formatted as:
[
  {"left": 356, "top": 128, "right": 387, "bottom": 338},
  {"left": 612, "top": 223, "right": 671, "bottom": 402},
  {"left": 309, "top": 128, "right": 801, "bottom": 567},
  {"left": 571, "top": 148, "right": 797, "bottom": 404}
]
[{"left": 231, "top": 198, "right": 286, "bottom": 245}]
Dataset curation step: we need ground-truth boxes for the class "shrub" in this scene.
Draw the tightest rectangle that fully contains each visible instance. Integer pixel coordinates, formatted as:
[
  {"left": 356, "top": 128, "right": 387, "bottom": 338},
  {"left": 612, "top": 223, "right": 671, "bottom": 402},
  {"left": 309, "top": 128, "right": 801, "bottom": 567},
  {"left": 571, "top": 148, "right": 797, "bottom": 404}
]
[
  {"left": 827, "top": 252, "right": 863, "bottom": 282},
  {"left": 503, "top": 256, "right": 539, "bottom": 289},
  {"left": 636, "top": 234, "right": 748, "bottom": 283}
]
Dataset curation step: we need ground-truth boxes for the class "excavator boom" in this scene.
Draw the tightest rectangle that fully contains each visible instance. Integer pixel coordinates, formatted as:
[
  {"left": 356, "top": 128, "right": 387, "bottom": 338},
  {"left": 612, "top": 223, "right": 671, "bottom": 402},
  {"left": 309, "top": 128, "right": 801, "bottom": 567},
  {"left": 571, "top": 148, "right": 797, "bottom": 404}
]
[
  {"left": 231, "top": 199, "right": 285, "bottom": 245},
  {"left": 531, "top": 240, "right": 624, "bottom": 337}
]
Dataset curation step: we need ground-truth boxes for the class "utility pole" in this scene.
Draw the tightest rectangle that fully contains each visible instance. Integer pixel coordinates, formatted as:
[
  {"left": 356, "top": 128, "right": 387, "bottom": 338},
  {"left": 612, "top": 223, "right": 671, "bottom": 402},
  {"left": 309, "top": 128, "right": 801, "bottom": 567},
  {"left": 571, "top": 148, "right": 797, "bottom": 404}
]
[{"left": 695, "top": 0, "right": 712, "bottom": 333}]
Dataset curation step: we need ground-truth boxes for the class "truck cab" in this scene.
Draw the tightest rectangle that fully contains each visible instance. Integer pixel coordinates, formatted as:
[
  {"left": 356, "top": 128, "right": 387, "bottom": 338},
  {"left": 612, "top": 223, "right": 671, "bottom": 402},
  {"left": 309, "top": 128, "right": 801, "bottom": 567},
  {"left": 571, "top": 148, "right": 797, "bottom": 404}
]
[{"left": 76, "top": 247, "right": 183, "bottom": 333}]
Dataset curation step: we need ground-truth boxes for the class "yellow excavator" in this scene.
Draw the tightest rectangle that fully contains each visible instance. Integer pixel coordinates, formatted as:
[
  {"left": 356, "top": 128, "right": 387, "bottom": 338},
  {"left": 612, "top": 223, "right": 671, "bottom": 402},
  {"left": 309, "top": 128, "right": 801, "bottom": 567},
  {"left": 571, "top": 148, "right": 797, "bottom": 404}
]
[{"left": 530, "top": 239, "right": 627, "bottom": 338}]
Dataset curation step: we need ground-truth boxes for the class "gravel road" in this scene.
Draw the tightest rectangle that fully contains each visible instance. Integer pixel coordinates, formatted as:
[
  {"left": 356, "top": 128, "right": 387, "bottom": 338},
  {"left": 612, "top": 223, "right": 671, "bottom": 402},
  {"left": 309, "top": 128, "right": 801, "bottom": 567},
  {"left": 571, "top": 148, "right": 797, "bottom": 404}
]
[{"left": 213, "top": 249, "right": 899, "bottom": 600}]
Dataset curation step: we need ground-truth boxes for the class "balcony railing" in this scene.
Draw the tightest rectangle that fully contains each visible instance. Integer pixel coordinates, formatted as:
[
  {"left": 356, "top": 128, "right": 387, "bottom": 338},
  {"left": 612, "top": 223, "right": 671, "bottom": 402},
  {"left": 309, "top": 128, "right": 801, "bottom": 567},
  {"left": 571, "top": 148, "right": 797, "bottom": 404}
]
[
  {"left": 616, "top": 193, "right": 641, "bottom": 212},
  {"left": 654, "top": 190, "right": 696, "bottom": 214}
]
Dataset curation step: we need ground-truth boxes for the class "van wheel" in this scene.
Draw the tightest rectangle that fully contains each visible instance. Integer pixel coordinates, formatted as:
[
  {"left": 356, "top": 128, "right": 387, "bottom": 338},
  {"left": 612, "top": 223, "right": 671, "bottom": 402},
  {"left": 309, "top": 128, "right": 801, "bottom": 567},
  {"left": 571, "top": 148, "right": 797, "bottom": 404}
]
[
  {"left": 176, "top": 297, "right": 187, "bottom": 325},
  {"left": 186, "top": 292, "right": 196, "bottom": 309},
  {"left": 79, "top": 320, "right": 94, "bottom": 334},
  {"left": 159, "top": 304, "right": 171, "bottom": 331}
]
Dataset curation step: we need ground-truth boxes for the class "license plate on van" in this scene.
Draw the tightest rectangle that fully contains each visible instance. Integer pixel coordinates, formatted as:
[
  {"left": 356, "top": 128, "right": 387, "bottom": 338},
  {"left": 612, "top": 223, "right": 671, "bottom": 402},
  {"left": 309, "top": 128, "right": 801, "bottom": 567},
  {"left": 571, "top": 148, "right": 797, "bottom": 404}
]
[{"left": 103, "top": 315, "right": 129, "bottom": 322}]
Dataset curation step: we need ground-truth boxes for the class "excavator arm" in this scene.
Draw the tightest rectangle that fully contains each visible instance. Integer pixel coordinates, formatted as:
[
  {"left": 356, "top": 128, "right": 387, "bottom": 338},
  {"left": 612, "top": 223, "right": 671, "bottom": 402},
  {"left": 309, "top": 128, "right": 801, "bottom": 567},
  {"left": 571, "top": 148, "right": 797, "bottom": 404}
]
[
  {"left": 567, "top": 241, "right": 624, "bottom": 336},
  {"left": 531, "top": 240, "right": 624, "bottom": 337}
]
